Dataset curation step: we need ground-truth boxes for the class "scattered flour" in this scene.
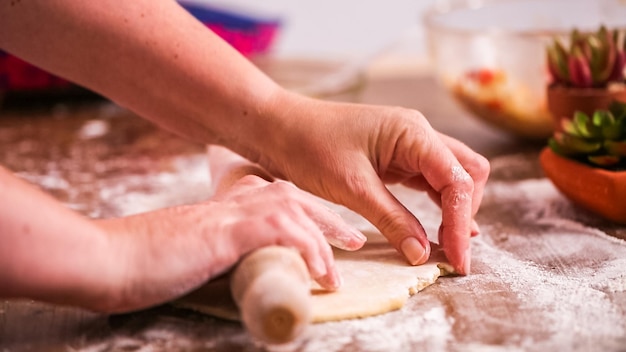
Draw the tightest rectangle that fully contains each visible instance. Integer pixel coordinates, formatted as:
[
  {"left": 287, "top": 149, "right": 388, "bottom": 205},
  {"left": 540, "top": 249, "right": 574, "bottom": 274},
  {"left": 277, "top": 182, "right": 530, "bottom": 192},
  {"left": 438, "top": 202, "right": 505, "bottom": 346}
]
[
  {"left": 97, "top": 154, "right": 212, "bottom": 217},
  {"left": 473, "top": 153, "right": 626, "bottom": 350},
  {"left": 285, "top": 306, "right": 453, "bottom": 352},
  {"left": 78, "top": 120, "right": 110, "bottom": 140}
]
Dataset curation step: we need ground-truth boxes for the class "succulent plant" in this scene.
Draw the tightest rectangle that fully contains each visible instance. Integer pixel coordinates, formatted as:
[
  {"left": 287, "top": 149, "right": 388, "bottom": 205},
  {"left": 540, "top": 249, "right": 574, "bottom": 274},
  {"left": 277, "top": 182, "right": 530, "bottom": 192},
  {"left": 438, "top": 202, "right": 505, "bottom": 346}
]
[
  {"left": 547, "top": 26, "right": 626, "bottom": 88},
  {"left": 549, "top": 101, "right": 626, "bottom": 169}
]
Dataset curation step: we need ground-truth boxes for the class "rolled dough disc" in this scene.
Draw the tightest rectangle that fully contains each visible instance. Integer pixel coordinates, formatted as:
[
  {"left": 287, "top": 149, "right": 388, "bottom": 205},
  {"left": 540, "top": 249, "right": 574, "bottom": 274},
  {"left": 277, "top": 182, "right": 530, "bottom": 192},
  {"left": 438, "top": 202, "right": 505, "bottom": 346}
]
[{"left": 175, "top": 231, "right": 454, "bottom": 323}]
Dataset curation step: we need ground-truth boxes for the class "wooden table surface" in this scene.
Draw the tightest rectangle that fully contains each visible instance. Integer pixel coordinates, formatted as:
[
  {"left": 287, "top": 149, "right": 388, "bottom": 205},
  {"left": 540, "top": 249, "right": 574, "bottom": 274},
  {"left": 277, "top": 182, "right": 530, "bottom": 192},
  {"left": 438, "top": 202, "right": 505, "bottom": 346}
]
[{"left": 1, "top": 61, "right": 625, "bottom": 351}]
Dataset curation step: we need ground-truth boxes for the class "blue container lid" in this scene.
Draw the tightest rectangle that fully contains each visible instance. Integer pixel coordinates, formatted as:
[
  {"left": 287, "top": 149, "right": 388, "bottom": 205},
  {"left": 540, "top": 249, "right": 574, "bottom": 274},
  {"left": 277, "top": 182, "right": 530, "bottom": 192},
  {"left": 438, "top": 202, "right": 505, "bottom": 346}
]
[{"left": 179, "top": 2, "right": 281, "bottom": 30}]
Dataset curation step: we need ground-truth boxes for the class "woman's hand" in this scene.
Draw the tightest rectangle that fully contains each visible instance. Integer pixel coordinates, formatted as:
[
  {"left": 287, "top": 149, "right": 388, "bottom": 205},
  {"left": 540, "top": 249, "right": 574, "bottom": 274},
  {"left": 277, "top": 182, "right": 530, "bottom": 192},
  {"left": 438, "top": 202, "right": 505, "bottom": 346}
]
[
  {"left": 0, "top": 155, "right": 365, "bottom": 314},
  {"left": 244, "top": 92, "right": 490, "bottom": 275},
  {"left": 95, "top": 170, "right": 365, "bottom": 313}
]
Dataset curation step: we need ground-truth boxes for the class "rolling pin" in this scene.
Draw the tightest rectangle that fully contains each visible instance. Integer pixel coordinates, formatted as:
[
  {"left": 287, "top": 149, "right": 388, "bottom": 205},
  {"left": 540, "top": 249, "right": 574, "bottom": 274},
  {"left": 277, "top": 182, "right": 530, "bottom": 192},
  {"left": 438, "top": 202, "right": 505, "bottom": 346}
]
[
  {"left": 208, "top": 146, "right": 313, "bottom": 344},
  {"left": 231, "top": 246, "right": 312, "bottom": 344}
]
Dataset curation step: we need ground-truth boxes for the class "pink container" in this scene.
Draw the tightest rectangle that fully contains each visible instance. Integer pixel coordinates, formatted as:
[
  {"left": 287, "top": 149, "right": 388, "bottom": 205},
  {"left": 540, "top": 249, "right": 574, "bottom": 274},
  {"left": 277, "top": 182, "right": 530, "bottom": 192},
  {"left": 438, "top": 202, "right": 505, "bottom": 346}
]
[{"left": 0, "top": 2, "right": 281, "bottom": 92}]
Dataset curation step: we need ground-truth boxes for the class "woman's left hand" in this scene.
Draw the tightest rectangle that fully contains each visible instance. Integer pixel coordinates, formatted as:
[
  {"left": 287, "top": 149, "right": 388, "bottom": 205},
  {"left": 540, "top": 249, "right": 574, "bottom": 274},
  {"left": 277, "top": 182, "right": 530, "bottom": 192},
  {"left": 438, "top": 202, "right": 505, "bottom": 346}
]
[{"left": 244, "top": 92, "right": 490, "bottom": 275}]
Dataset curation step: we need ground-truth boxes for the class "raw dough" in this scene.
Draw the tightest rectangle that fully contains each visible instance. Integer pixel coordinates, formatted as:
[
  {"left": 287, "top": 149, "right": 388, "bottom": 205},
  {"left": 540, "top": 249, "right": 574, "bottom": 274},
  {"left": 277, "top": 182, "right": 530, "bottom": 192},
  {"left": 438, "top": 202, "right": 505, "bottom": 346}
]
[{"left": 175, "top": 230, "right": 454, "bottom": 323}]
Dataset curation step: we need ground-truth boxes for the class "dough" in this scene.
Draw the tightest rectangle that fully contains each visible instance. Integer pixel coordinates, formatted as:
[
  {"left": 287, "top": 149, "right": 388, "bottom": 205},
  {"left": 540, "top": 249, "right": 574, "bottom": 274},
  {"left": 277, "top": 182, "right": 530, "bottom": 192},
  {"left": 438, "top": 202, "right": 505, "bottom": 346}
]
[{"left": 175, "top": 230, "right": 454, "bottom": 323}]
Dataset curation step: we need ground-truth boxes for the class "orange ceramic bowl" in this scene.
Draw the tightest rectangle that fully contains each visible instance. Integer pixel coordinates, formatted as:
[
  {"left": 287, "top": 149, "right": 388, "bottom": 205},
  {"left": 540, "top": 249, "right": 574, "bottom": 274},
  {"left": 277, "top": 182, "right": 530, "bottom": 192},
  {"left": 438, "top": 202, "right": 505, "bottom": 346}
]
[{"left": 540, "top": 147, "right": 626, "bottom": 224}]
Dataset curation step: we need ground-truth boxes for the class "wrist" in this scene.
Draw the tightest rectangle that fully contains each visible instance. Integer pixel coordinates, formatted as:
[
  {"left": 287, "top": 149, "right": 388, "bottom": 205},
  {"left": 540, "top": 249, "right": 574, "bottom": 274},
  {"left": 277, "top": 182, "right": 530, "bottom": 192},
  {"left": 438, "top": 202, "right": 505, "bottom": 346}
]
[{"left": 234, "top": 89, "right": 315, "bottom": 169}]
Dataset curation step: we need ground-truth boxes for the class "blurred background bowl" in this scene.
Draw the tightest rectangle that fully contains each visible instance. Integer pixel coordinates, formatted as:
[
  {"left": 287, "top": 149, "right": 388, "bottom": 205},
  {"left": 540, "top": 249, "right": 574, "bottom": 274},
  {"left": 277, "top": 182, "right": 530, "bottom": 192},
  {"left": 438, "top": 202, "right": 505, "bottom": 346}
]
[{"left": 424, "top": 0, "right": 626, "bottom": 140}]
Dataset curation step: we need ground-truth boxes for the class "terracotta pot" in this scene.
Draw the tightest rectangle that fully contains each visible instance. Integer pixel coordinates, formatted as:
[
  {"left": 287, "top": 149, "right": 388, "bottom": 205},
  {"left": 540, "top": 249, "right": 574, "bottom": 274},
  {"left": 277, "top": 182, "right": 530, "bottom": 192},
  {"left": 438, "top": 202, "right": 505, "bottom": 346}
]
[
  {"left": 540, "top": 147, "right": 626, "bottom": 224},
  {"left": 546, "top": 83, "right": 626, "bottom": 131}
]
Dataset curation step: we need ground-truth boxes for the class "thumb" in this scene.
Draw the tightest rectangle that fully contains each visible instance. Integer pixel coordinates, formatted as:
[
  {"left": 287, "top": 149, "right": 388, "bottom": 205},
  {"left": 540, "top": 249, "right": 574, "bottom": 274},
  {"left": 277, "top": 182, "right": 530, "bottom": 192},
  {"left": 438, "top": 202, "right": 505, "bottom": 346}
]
[{"left": 344, "top": 171, "right": 431, "bottom": 266}]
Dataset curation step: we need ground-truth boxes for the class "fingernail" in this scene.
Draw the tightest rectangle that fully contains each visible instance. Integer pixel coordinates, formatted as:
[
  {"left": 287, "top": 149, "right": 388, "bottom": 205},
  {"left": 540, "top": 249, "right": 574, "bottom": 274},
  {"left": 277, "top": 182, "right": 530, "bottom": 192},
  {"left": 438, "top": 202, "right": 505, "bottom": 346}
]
[
  {"left": 350, "top": 227, "right": 367, "bottom": 242},
  {"left": 318, "top": 268, "right": 342, "bottom": 291},
  {"left": 470, "top": 220, "right": 481, "bottom": 237},
  {"left": 400, "top": 237, "right": 429, "bottom": 265},
  {"left": 462, "top": 246, "right": 472, "bottom": 275}
]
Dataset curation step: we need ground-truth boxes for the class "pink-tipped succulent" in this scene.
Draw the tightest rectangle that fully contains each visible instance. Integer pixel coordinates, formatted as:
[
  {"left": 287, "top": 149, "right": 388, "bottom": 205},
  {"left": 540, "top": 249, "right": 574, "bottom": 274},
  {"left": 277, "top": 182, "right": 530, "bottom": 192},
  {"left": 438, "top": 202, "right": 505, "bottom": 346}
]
[
  {"left": 549, "top": 101, "right": 626, "bottom": 169},
  {"left": 547, "top": 26, "right": 626, "bottom": 88}
]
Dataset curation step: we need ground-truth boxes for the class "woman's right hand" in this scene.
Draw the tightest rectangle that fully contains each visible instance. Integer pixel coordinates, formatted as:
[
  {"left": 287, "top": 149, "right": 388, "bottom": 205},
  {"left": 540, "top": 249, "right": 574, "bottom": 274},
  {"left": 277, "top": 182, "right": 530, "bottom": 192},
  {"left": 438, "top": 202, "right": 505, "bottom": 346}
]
[{"left": 96, "top": 173, "right": 366, "bottom": 313}]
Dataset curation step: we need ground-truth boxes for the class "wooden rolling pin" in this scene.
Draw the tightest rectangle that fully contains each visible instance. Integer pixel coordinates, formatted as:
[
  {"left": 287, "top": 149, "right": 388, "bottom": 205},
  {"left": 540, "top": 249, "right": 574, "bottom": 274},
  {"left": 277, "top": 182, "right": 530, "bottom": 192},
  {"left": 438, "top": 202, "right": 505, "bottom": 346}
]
[
  {"left": 209, "top": 146, "right": 313, "bottom": 344},
  {"left": 231, "top": 246, "right": 312, "bottom": 344}
]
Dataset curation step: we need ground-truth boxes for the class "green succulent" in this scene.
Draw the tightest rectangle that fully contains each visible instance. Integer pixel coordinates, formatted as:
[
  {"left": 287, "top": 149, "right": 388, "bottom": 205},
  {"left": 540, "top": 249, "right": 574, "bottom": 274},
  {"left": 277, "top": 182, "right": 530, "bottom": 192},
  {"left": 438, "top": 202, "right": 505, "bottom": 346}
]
[
  {"left": 547, "top": 25, "right": 626, "bottom": 88},
  {"left": 549, "top": 101, "right": 626, "bottom": 169}
]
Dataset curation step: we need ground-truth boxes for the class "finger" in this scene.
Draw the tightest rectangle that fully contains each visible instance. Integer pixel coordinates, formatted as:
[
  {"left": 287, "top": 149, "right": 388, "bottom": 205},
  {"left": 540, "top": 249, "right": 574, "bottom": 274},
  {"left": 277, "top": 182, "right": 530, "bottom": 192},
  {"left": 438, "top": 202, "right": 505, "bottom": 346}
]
[
  {"left": 440, "top": 177, "right": 472, "bottom": 275},
  {"left": 300, "top": 199, "right": 367, "bottom": 251},
  {"left": 419, "top": 140, "right": 474, "bottom": 275},
  {"left": 270, "top": 180, "right": 367, "bottom": 251},
  {"left": 226, "top": 178, "right": 367, "bottom": 251},
  {"left": 404, "top": 134, "right": 489, "bottom": 240},
  {"left": 225, "top": 185, "right": 341, "bottom": 290},
  {"left": 403, "top": 176, "right": 480, "bottom": 237},
  {"left": 264, "top": 181, "right": 341, "bottom": 289},
  {"left": 342, "top": 166, "right": 431, "bottom": 266},
  {"left": 437, "top": 133, "right": 490, "bottom": 224},
  {"left": 279, "top": 205, "right": 341, "bottom": 291}
]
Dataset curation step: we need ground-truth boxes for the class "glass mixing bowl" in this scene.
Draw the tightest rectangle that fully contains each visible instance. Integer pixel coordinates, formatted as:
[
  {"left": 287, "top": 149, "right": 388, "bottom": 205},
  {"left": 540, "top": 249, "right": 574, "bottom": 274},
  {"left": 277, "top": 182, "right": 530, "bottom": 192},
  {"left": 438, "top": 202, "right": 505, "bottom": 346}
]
[{"left": 424, "top": 0, "right": 626, "bottom": 139}]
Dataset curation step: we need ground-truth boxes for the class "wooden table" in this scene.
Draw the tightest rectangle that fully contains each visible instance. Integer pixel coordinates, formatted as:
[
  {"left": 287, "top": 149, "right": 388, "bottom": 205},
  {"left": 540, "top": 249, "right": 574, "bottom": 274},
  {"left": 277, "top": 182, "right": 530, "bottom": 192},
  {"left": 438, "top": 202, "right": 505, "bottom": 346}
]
[{"left": 1, "top": 61, "right": 625, "bottom": 351}]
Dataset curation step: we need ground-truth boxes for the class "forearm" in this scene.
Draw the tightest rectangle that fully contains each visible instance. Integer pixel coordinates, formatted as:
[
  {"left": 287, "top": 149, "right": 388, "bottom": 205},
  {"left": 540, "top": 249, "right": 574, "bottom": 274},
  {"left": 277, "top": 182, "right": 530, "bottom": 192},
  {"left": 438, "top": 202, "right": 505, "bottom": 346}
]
[
  {"left": 0, "top": 0, "right": 284, "bottom": 159},
  {"left": 0, "top": 166, "right": 118, "bottom": 311}
]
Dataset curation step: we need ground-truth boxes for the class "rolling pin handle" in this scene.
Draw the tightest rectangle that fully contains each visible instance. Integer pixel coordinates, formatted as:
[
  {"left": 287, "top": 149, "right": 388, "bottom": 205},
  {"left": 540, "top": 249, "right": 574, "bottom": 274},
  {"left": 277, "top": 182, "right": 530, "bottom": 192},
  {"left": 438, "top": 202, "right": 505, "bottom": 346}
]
[{"left": 231, "top": 246, "right": 312, "bottom": 345}]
